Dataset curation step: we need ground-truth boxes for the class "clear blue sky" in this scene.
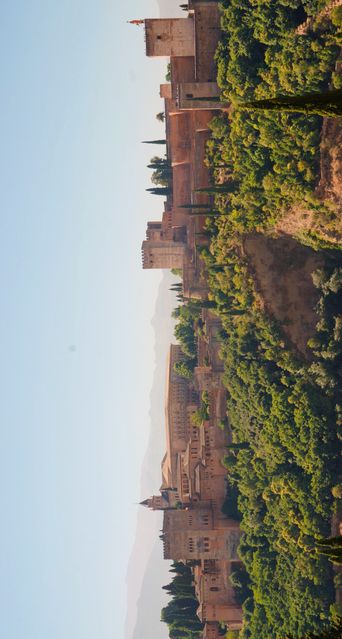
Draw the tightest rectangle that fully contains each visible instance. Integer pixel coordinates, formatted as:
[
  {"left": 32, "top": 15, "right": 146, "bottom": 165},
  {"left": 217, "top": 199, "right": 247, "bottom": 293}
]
[{"left": 0, "top": 1, "right": 173, "bottom": 637}]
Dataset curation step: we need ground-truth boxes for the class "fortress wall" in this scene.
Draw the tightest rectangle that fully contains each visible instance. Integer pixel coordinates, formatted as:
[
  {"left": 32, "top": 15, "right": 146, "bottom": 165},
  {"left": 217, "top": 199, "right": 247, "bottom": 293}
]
[
  {"left": 171, "top": 56, "right": 195, "bottom": 83},
  {"left": 178, "top": 81, "right": 221, "bottom": 110},
  {"left": 194, "top": 6, "right": 221, "bottom": 81},
  {"left": 172, "top": 163, "right": 192, "bottom": 209},
  {"left": 168, "top": 111, "right": 191, "bottom": 164},
  {"left": 192, "top": 129, "right": 211, "bottom": 191}
]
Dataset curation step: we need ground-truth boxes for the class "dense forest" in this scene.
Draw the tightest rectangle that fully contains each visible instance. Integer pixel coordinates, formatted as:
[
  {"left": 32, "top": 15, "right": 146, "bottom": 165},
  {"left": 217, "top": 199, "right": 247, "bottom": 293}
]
[
  {"left": 200, "top": 1, "right": 342, "bottom": 637},
  {"left": 204, "top": 247, "right": 341, "bottom": 638},
  {"left": 205, "top": 0, "right": 342, "bottom": 247}
]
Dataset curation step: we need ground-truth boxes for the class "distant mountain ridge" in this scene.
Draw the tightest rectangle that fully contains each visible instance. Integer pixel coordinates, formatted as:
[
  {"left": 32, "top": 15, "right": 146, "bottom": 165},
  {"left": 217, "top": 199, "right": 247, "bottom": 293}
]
[
  {"left": 125, "top": 271, "right": 177, "bottom": 639},
  {"left": 125, "top": 4, "right": 183, "bottom": 638}
]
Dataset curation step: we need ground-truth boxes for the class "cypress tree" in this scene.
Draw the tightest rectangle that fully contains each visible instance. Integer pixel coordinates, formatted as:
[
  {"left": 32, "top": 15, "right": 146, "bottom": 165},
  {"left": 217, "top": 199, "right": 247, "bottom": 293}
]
[
  {"left": 146, "top": 187, "right": 172, "bottom": 195},
  {"left": 239, "top": 88, "right": 342, "bottom": 117},
  {"left": 195, "top": 182, "right": 237, "bottom": 194},
  {"left": 142, "top": 139, "right": 167, "bottom": 144}
]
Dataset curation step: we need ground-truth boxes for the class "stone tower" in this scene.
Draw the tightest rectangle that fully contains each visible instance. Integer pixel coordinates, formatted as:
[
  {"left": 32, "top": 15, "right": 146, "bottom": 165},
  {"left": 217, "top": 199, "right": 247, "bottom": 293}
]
[
  {"left": 162, "top": 509, "right": 240, "bottom": 561},
  {"left": 141, "top": 239, "right": 185, "bottom": 269},
  {"left": 140, "top": 489, "right": 181, "bottom": 511},
  {"left": 145, "top": 18, "right": 195, "bottom": 57}
]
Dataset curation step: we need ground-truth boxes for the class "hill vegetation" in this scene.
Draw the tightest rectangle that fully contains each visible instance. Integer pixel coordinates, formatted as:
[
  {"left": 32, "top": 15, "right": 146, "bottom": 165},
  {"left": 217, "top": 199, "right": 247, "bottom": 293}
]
[
  {"left": 154, "top": 2, "right": 341, "bottom": 638},
  {"left": 205, "top": 249, "right": 341, "bottom": 638},
  {"left": 206, "top": 0, "right": 341, "bottom": 247},
  {"left": 199, "top": 1, "right": 342, "bottom": 637}
]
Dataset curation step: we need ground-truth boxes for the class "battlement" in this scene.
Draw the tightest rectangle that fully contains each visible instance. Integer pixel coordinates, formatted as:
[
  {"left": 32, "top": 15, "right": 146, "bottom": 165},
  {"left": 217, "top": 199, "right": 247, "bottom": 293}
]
[{"left": 145, "top": 221, "right": 163, "bottom": 241}]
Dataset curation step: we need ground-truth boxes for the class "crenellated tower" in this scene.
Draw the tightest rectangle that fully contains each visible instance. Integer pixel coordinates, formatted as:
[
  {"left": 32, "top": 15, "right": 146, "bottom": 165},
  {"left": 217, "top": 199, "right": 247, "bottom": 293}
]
[
  {"left": 162, "top": 507, "right": 240, "bottom": 562},
  {"left": 141, "top": 239, "right": 185, "bottom": 269},
  {"left": 145, "top": 18, "right": 195, "bottom": 57}
]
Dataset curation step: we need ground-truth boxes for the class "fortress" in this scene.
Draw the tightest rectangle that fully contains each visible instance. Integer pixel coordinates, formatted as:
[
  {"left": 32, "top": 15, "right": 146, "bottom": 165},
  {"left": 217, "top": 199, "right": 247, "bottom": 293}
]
[
  {"left": 139, "top": 3, "right": 243, "bottom": 637},
  {"left": 141, "top": 0, "right": 228, "bottom": 300},
  {"left": 141, "top": 345, "right": 243, "bottom": 634}
]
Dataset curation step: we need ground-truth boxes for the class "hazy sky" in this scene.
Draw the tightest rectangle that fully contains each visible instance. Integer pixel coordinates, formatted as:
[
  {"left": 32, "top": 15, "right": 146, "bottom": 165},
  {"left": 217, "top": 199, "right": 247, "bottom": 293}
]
[{"left": 0, "top": 1, "right": 178, "bottom": 637}]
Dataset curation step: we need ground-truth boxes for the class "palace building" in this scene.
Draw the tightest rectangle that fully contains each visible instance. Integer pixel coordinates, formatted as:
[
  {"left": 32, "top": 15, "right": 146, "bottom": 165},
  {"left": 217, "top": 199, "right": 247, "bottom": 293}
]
[
  {"left": 141, "top": 344, "right": 243, "bottom": 632},
  {"left": 140, "top": 2, "right": 242, "bottom": 635},
  {"left": 141, "top": 2, "right": 229, "bottom": 300}
]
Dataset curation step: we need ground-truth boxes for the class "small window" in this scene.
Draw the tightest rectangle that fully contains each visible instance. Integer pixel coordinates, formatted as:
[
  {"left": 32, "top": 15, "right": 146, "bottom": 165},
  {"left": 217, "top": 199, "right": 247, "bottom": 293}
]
[
  {"left": 157, "top": 35, "right": 162, "bottom": 40},
  {"left": 186, "top": 93, "right": 193, "bottom": 99}
]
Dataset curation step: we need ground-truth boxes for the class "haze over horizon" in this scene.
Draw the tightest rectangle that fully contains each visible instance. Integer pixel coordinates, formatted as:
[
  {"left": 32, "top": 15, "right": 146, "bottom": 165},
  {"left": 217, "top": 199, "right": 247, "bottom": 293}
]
[
  {"left": 124, "top": 3, "right": 183, "bottom": 639},
  {"left": 125, "top": 272, "right": 176, "bottom": 639},
  {"left": 0, "top": 1, "right": 182, "bottom": 638}
]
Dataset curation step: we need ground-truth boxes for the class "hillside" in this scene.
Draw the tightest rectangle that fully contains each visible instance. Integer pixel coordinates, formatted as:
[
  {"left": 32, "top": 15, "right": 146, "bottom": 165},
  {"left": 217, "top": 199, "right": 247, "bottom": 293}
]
[
  {"left": 137, "top": 1, "right": 342, "bottom": 638},
  {"left": 202, "top": 1, "right": 342, "bottom": 636}
]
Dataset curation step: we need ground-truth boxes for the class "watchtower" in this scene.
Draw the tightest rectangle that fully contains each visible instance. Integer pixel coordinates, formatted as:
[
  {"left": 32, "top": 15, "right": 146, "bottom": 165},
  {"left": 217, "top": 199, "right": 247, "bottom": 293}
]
[
  {"left": 162, "top": 510, "right": 240, "bottom": 561},
  {"left": 142, "top": 239, "right": 185, "bottom": 269},
  {"left": 140, "top": 490, "right": 181, "bottom": 511},
  {"left": 145, "top": 18, "right": 195, "bottom": 57}
]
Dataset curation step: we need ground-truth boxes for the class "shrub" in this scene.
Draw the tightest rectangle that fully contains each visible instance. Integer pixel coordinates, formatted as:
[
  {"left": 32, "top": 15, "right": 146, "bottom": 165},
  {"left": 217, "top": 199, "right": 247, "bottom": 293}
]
[
  {"left": 331, "top": 6, "right": 342, "bottom": 27},
  {"left": 332, "top": 484, "right": 342, "bottom": 499}
]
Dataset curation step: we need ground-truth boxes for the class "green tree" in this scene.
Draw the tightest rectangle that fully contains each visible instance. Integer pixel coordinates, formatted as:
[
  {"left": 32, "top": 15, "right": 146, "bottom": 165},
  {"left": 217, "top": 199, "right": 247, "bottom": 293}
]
[
  {"left": 173, "top": 359, "right": 195, "bottom": 379},
  {"left": 239, "top": 88, "right": 342, "bottom": 118},
  {"left": 146, "top": 186, "right": 172, "bottom": 196},
  {"left": 226, "top": 442, "right": 250, "bottom": 451},
  {"left": 286, "top": 616, "right": 342, "bottom": 638},
  {"left": 332, "top": 484, "right": 342, "bottom": 499},
  {"left": 161, "top": 562, "right": 203, "bottom": 639},
  {"left": 142, "top": 139, "right": 167, "bottom": 145},
  {"left": 316, "top": 537, "right": 342, "bottom": 564},
  {"left": 195, "top": 183, "right": 237, "bottom": 195}
]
